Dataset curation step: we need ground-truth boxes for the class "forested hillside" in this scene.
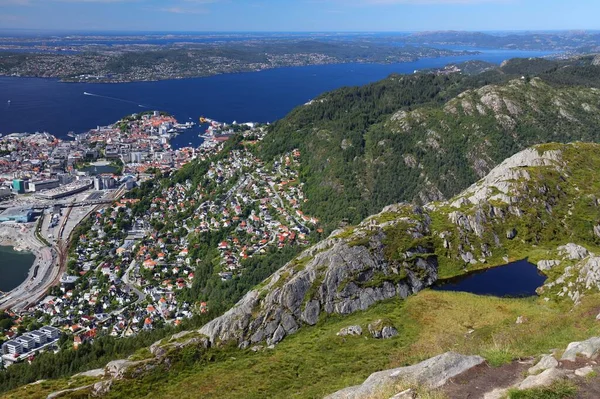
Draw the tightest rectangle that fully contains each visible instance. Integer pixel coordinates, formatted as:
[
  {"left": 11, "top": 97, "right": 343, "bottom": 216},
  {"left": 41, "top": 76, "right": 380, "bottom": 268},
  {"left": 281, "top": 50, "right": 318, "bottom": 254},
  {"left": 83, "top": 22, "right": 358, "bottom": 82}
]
[{"left": 260, "top": 55, "right": 600, "bottom": 229}]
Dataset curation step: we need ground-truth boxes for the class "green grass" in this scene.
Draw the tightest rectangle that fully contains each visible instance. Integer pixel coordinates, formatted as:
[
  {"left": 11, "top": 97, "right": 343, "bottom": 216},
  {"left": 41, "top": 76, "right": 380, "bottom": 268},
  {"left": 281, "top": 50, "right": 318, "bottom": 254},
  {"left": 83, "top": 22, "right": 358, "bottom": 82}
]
[
  {"left": 43, "top": 290, "right": 598, "bottom": 399},
  {"left": 508, "top": 380, "right": 577, "bottom": 399}
]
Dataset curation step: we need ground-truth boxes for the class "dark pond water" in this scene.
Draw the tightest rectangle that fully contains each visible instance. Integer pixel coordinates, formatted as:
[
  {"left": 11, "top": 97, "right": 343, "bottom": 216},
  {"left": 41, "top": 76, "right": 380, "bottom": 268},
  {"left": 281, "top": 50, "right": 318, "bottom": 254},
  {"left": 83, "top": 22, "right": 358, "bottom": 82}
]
[{"left": 432, "top": 259, "right": 546, "bottom": 297}]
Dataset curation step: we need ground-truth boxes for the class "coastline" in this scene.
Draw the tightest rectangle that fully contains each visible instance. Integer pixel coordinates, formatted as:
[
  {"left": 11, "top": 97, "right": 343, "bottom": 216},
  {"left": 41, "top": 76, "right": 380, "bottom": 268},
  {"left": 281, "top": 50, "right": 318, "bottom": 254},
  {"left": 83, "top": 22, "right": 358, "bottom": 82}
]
[
  {"left": 0, "top": 52, "right": 480, "bottom": 85},
  {"left": 0, "top": 222, "right": 55, "bottom": 307}
]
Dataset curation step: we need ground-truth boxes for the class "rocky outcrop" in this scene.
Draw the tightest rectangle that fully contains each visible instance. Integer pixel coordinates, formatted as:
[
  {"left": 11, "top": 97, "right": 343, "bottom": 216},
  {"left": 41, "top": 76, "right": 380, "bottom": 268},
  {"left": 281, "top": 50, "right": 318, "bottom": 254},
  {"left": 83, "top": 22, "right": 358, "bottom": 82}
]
[
  {"left": 325, "top": 352, "right": 485, "bottom": 399},
  {"left": 199, "top": 143, "right": 600, "bottom": 348},
  {"left": 200, "top": 209, "right": 437, "bottom": 347}
]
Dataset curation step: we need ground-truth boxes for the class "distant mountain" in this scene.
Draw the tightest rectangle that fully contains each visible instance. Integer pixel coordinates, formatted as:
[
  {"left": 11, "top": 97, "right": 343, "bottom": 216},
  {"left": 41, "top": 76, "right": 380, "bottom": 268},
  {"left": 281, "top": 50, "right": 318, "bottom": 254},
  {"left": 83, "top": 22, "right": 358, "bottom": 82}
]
[{"left": 403, "top": 30, "right": 600, "bottom": 51}]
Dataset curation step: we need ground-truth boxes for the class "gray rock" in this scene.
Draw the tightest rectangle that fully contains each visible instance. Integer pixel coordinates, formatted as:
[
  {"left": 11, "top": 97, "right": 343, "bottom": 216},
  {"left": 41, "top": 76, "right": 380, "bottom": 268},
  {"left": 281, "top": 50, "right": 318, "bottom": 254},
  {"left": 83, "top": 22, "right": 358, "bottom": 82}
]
[
  {"left": 324, "top": 352, "right": 485, "bottom": 399},
  {"left": 561, "top": 337, "right": 600, "bottom": 361},
  {"left": 506, "top": 228, "right": 517, "bottom": 240},
  {"left": 517, "top": 367, "right": 566, "bottom": 390},
  {"left": 368, "top": 319, "right": 398, "bottom": 339},
  {"left": 594, "top": 224, "right": 600, "bottom": 238},
  {"left": 337, "top": 325, "right": 363, "bottom": 337},
  {"left": 73, "top": 368, "right": 105, "bottom": 378},
  {"left": 381, "top": 326, "right": 399, "bottom": 339},
  {"left": 558, "top": 243, "right": 589, "bottom": 260},
  {"left": 537, "top": 260, "right": 560, "bottom": 271},
  {"left": 47, "top": 385, "right": 94, "bottom": 399},
  {"left": 267, "top": 325, "right": 286, "bottom": 346},
  {"left": 575, "top": 366, "right": 594, "bottom": 377},
  {"left": 92, "top": 380, "right": 113, "bottom": 396},
  {"left": 200, "top": 223, "right": 437, "bottom": 347},
  {"left": 528, "top": 354, "right": 558, "bottom": 375}
]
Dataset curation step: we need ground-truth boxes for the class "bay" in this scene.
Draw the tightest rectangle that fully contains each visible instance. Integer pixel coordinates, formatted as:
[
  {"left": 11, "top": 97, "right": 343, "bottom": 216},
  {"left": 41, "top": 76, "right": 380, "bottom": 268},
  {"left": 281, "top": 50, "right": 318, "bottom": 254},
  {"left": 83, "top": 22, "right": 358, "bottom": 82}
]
[
  {"left": 0, "top": 246, "right": 34, "bottom": 293},
  {"left": 0, "top": 49, "right": 552, "bottom": 149}
]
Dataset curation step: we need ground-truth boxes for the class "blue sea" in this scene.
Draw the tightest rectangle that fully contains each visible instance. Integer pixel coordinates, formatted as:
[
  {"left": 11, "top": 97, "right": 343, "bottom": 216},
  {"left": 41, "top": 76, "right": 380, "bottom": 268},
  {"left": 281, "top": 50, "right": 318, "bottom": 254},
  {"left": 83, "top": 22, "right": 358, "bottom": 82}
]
[{"left": 0, "top": 49, "right": 552, "bottom": 149}]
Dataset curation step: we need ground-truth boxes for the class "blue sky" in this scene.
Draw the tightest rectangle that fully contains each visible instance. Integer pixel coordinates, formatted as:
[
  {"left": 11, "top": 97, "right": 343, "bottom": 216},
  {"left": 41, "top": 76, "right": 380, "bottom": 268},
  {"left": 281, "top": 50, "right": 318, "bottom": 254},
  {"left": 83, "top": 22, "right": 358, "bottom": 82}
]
[{"left": 0, "top": 0, "right": 598, "bottom": 32}]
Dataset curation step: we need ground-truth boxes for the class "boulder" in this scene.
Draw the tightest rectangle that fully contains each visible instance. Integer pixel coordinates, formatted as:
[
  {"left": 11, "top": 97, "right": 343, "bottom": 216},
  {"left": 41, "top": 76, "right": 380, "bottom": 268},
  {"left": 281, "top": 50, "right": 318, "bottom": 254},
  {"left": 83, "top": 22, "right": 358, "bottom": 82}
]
[
  {"left": 324, "top": 352, "right": 485, "bottom": 399},
  {"left": 528, "top": 354, "right": 558, "bottom": 375},
  {"left": 561, "top": 337, "right": 600, "bottom": 361},
  {"left": 506, "top": 228, "right": 517, "bottom": 240},
  {"left": 92, "top": 380, "right": 113, "bottom": 396},
  {"left": 368, "top": 319, "right": 398, "bottom": 339},
  {"left": 337, "top": 325, "right": 363, "bottom": 337},
  {"left": 575, "top": 366, "right": 594, "bottom": 377},
  {"left": 517, "top": 367, "right": 566, "bottom": 390}
]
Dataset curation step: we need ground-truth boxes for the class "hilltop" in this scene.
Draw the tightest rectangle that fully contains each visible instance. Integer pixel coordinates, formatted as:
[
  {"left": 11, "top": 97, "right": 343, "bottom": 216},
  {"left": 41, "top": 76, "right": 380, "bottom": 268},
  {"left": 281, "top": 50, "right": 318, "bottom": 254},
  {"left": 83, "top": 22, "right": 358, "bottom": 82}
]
[
  {"left": 260, "top": 55, "right": 600, "bottom": 229},
  {"left": 10, "top": 142, "right": 600, "bottom": 398}
]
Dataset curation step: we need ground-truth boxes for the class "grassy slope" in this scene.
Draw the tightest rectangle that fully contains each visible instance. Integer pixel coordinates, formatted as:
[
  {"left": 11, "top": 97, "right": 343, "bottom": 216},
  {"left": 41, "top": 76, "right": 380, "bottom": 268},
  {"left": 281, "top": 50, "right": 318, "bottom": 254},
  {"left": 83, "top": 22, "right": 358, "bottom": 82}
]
[{"left": 9, "top": 291, "right": 595, "bottom": 399}]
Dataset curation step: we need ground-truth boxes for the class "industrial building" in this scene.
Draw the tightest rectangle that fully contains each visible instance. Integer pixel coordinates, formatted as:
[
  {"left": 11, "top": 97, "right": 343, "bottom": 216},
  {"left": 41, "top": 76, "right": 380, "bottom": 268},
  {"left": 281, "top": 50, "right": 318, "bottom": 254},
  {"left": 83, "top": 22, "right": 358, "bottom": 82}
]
[
  {"left": 29, "top": 179, "right": 60, "bottom": 192},
  {"left": 0, "top": 207, "right": 34, "bottom": 223}
]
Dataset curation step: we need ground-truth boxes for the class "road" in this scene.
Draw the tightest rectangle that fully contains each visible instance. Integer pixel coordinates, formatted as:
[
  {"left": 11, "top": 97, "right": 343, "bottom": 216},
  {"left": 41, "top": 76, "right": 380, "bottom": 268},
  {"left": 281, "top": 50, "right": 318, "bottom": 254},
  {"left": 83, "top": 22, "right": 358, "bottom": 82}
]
[{"left": 0, "top": 186, "right": 128, "bottom": 312}]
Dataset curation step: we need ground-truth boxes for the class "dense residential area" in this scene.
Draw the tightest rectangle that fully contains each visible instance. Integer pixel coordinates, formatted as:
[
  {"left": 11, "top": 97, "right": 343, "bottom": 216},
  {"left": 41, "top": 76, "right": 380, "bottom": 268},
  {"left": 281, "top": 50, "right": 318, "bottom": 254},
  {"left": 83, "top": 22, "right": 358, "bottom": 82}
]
[{"left": 0, "top": 110, "right": 320, "bottom": 371}]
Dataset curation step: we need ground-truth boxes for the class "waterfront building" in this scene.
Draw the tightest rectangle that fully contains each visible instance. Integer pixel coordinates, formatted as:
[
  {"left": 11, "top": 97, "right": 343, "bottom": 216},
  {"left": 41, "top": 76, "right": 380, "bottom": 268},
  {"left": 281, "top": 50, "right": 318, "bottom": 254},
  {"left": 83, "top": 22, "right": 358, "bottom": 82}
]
[{"left": 0, "top": 207, "right": 34, "bottom": 223}]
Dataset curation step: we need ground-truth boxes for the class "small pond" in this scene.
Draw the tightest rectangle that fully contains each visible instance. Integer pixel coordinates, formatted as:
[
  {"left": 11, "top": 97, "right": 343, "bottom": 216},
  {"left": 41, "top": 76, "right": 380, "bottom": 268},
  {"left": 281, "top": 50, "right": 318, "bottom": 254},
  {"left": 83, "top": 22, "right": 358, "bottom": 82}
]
[{"left": 432, "top": 259, "right": 546, "bottom": 297}]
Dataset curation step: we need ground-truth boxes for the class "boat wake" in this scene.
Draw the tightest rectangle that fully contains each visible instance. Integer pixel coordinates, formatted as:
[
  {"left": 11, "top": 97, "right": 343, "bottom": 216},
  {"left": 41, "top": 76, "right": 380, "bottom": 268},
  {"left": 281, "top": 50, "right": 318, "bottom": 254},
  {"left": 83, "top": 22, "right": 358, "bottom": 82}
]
[{"left": 83, "top": 91, "right": 150, "bottom": 108}]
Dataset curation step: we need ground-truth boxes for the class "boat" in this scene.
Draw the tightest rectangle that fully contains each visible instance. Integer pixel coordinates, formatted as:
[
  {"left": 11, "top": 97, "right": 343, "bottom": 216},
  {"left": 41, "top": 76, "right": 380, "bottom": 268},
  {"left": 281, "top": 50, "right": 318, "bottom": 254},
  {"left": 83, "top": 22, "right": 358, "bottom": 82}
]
[
  {"left": 67, "top": 131, "right": 75, "bottom": 138},
  {"left": 7, "top": 100, "right": 10, "bottom": 105}
]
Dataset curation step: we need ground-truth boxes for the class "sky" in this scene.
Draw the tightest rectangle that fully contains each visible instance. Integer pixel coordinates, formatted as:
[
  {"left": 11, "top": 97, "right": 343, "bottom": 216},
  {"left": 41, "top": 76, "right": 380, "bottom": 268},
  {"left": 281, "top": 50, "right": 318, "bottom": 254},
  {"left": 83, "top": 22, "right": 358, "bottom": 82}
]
[{"left": 0, "top": 0, "right": 598, "bottom": 32}]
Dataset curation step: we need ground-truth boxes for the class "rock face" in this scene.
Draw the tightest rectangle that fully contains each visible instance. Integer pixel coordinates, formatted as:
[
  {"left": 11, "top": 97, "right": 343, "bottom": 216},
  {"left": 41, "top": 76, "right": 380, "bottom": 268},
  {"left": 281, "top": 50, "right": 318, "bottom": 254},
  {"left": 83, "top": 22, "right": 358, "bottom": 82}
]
[
  {"left": 324, "top": 352, "right": 485, "bottom": 399},
  {"left": 200, "top": 210, "right": 437, "bottom": 347},
  {"left": 200, "top": 143, "right": 600, "bottom": 348}
]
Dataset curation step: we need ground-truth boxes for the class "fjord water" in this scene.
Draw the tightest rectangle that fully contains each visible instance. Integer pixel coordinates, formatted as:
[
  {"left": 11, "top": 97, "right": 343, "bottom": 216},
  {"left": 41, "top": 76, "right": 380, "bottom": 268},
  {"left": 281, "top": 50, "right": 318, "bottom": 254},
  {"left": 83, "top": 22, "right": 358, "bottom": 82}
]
[
  {"left": 0, "top": 246, "right": 34, "bottom": 292},
  {"left": 0, "top": 49, "right": 551, "bottom": 148},
  {"left": 433, "top": 259, "right": 546, "bottom": 297}
]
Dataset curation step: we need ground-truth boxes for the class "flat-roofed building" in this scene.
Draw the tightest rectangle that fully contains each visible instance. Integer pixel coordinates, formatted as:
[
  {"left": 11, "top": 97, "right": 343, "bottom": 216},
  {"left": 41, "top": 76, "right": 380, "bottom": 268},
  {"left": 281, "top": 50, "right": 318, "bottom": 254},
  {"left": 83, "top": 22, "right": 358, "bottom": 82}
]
[
  {"left": 16, "top": 335, "right": 36, "bottom": 351},
  {"left": 1, "top": 340, "right": 22, "bottom": 356},
  {"left": 27, "top": 331, "right": 48, "bottom": 346},
  {"left": 0, "top": 207, "right": 33, "bottom": 223},
  {"left": 39, "top": 325, "right": 61, "bottom": 340},
  {"left": 29, "top": 179, "right": 60, "bottom": 192}
]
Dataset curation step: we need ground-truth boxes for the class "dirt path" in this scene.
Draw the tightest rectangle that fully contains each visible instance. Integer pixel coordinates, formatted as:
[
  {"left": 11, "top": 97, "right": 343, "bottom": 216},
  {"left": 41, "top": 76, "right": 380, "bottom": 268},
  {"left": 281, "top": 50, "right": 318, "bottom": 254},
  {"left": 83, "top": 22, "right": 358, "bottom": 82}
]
[{"left": 442, "top": 360, "right": 532, "bottom": 398}]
